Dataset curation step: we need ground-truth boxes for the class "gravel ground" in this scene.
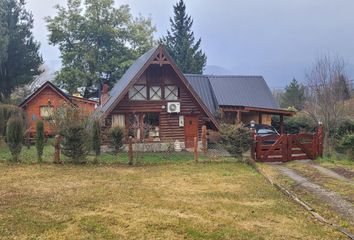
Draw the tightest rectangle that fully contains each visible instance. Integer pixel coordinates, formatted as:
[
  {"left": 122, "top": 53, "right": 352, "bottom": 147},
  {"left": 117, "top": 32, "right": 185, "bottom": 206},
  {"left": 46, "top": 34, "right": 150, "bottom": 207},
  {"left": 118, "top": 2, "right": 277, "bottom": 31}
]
[{"left": 274, "top": 165, "right": 354, "bottom": 224}]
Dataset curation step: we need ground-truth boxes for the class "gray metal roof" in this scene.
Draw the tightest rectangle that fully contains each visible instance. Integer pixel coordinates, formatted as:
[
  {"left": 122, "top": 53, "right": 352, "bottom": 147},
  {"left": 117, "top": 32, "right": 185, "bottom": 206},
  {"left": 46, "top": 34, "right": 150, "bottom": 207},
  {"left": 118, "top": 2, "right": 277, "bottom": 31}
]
[
  {"left": 185, "top": 74, "right": 280, "bottom": 114},
  {"left": 184, "top": 75, "right": 219, "bottom": 115},
  {"left": 94, "top": 46, "right": 158, "bottom": 117}
]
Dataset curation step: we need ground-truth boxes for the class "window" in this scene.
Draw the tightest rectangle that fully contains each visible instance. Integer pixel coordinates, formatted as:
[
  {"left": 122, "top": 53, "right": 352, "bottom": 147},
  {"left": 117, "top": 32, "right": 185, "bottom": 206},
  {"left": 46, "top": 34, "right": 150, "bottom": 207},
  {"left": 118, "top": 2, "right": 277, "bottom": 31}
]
[
  {"left": 129, "top": 85, "right": 147, "bottom": 100},
  {"left": 112, "top": 114, "right": 125, "bottom": 128},
  {"left": 165, "top": 85, "right": 179, "bottom": 100},
  {"left": 149, "top": 86, "right": 162, "bottom": 100},
  {"left": 40, "top": 106, "right": 54, "bottom": 119},
  {"left": 143, "top": 113, "right": 160, "bottom": 140}
]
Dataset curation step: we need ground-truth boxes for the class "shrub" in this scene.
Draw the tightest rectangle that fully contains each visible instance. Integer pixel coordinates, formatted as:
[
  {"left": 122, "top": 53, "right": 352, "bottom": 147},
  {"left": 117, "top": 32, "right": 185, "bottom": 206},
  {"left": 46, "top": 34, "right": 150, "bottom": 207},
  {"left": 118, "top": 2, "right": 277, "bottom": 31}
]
[
  {"left": 336, "top": 133, "right": 354, "bottom": 160},
  {"left": 52, "top": 106, "right": 90, "bottom": 164},
  {"left": 6, "top": 117, "right": 24, "bottom": 162},
  {"left": 272, "top": 112, "right": 316, "bottom": 134},
  {"left": 336, "top": 120, "right": 354, "bottom": 138},
  {"left": 35, "top": 120, "right": 45, "bottom": 162},
  {"left": 108, "top": 127, "right": 124, "bottom": 154},
  {"left": 0, "top": 104, "right": 25, "bottom": 137},
  {"left": 92, "top": 120, "right": 101, "bottom": 162},
  {"left": 61, "top": 122, "right": 89, "bottom": 164},
  {"left": 219, "top": 124, "right": 252, "bottom": 160}
]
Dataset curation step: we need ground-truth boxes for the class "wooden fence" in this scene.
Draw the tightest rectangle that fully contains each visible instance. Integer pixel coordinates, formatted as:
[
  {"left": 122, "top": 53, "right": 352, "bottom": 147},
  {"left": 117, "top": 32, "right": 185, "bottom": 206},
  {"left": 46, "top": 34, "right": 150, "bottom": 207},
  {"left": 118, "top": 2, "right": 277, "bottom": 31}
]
[{"left": 252, "top": 124, "right": 323, "bottom": 162}]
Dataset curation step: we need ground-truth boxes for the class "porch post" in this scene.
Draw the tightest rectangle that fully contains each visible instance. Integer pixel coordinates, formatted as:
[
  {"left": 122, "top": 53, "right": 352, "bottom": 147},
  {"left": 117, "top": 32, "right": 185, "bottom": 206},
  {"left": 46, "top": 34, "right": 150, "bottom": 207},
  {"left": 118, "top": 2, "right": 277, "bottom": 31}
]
[
  {"left": 280, "top": 115, "right": 284, "bottom": 134},
  {"left": 258, "top": 112, "right": 262, "bottom": 124},
  {"left": 237, "top": 110, "right": 241, "bottom": 125}
]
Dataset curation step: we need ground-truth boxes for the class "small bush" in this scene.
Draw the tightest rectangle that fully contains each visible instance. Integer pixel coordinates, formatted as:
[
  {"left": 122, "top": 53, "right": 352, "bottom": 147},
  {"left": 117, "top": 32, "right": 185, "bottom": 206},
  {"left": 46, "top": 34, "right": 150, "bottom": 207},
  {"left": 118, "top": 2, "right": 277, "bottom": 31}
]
[
  {"left": 272, "top": 112, "right": 316, "bottom": 134},
  {"left": 336, "top": 133, "right": 354, "bottom": 160},
  {"left": 35, "top": 120, "right": 45, "bottom": 162},
  {"left": 219, "top": 124, "right": 252, "bottom": 160},
  {"left": 92, "top": 120, "right": 101, "bottom": 162},
  {"left": 108, "top": 127, "right": 124, "bottom": 154},
  {"left": 0, "top": 104, "right": 25, "bottom": 137},
  {"left": 61, "top": 123, "right": 89, "bottom": 164},
  {"left": 52, "top": 106, "right": 90, "bottom": 164},
  {"left": 6, "top": 117, "right": 24, "bottom": 162}
]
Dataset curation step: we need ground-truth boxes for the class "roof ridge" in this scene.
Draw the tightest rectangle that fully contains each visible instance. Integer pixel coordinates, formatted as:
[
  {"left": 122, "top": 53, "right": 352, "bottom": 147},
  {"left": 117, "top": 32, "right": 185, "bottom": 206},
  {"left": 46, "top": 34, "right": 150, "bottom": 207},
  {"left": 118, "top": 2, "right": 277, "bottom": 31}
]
[{"left": 184, "top": 74, "right": 264, "bottom": 78}]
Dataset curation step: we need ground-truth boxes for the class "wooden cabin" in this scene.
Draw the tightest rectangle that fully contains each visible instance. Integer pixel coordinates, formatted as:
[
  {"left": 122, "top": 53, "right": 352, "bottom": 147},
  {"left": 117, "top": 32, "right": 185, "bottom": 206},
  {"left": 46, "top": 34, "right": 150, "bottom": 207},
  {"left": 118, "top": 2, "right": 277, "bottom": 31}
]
[
  {"left": 19, "top": 81, "right": 98, "bottom": 136},
  {"left": 94, "top": 45, "right": 219, "bottom": 150},
  {"left": 95, "top": 44, "right": 294, "bottom": 151}
]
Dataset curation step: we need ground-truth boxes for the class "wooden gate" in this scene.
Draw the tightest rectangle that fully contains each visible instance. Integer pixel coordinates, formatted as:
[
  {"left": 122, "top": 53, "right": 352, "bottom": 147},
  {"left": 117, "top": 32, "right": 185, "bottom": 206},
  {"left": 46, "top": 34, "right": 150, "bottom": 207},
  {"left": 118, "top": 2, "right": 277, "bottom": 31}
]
[{"left": 253, "top": 125, "right": 323, "bottom": 162}]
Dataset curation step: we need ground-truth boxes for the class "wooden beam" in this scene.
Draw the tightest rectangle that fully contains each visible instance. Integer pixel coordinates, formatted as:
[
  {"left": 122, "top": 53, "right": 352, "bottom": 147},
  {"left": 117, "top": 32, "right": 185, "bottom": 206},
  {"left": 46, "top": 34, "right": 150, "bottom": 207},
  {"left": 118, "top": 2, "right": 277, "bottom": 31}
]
[
  {"left": 280, "top": 115, "right": 284, "bottom": 134},
  {"left": 258, "top": 112, "right": 262, "bottom": 124},
  {"left": 237, "top": 110, "right": 241, "bottom": 124}
]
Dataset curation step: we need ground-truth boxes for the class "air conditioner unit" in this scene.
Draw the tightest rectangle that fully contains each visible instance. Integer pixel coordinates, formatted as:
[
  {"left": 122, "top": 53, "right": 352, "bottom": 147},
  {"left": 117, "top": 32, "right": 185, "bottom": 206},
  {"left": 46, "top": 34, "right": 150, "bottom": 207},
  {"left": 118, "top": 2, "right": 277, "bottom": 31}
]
[{"left": 167, "top": 102, "right": 181, "bottom": 113}]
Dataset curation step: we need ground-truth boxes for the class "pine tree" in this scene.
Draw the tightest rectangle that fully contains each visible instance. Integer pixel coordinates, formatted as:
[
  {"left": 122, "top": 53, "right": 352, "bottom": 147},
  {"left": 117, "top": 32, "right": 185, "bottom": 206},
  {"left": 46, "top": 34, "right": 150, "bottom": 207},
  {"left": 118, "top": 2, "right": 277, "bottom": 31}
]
[
  {"left": 6, "top": 116, "right": 23, "bottom": 162},
  {"left": 161, "top": 0, "right": 207, "bottom": 74},
  {"left": 280, "top": 78, "right": 306, "bottom": 110},
  {"left": 0, "top": 0, "right": 42, "bottom": 102}
]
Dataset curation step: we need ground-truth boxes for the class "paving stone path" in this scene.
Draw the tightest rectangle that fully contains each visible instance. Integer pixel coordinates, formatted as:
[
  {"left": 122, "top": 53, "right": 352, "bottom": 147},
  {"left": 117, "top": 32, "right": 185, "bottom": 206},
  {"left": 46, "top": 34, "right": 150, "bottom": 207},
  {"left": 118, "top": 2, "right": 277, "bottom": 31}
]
[{"left": 274, "top": 165, "right": 354, "bottom": 224}]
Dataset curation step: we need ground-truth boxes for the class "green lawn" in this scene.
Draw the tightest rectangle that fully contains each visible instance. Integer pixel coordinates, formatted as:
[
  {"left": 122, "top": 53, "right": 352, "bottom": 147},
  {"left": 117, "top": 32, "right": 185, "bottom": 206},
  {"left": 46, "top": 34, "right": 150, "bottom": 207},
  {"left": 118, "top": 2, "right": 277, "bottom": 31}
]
[{"left": 0, "top": 145, "right": 346, "bottom": 239}]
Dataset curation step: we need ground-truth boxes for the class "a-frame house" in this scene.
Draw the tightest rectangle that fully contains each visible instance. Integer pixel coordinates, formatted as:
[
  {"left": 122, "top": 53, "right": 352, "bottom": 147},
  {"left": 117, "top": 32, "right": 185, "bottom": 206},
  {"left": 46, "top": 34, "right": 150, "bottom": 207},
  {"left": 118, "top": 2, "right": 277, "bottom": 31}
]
[{"left": 95, "top": 44, "right": 219, "bottom": 149}]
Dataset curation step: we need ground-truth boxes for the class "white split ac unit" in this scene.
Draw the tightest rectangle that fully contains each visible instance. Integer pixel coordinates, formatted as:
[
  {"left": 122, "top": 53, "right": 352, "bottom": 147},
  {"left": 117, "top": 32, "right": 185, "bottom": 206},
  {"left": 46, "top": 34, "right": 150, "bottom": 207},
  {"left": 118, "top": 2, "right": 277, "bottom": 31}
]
[{"left": 167, "top": 102, "right": 181, "bottom": 113}]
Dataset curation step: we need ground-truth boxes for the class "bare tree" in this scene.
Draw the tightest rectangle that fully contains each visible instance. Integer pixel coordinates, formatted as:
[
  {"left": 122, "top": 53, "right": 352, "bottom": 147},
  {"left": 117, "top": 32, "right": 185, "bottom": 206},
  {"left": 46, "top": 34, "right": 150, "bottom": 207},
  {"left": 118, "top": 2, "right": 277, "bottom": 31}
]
[{"left": 305, "top": 55, "right": 351, "bottom": 154}]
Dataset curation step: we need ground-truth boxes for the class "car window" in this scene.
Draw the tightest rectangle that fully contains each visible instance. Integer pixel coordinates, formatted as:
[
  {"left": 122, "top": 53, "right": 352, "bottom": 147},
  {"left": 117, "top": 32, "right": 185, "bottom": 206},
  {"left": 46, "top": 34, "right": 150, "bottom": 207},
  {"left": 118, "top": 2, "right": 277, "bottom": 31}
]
[{"left": 257, "top": 129, "right": 276, "bottom": 135}]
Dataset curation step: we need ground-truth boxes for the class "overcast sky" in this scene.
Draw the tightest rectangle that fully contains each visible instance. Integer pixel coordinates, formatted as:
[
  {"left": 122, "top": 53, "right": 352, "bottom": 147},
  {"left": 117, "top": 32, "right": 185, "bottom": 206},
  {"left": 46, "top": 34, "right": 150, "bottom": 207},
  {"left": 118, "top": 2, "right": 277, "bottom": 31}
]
[{"left": 26, "top": 0, "right": 354, "bottom": 88}]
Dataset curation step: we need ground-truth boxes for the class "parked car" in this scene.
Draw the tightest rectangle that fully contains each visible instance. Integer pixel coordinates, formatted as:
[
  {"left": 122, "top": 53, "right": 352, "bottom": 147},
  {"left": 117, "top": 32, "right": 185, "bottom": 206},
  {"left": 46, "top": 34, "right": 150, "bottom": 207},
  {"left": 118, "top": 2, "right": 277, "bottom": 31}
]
[{"left": 245, "top": 123, "right": 279, "bottom": 144}]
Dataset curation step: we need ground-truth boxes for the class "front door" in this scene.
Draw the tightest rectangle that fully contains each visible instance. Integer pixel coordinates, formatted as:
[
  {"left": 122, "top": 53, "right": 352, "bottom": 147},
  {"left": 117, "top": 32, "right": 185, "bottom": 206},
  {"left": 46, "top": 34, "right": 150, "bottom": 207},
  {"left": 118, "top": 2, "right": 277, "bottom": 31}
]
[{"left": 184, "top": 115, "right": 198, "bottom": 148}]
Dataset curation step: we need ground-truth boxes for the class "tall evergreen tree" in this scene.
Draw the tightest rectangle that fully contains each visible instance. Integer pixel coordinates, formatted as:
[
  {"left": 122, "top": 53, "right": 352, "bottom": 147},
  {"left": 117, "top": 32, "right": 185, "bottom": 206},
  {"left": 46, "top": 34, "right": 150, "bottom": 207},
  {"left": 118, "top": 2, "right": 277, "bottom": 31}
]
[
  {"left": 0, "top": 0, "right": 42, "bottom": 102},
  {"left": 280, "top": 78, "right": 306, "bottom": 110},
  {"left": 46, "top": 0, "right": 155, "bottom": 97},
  {"left": 161, "top": 0, "right": 207, "bottom": 74}
]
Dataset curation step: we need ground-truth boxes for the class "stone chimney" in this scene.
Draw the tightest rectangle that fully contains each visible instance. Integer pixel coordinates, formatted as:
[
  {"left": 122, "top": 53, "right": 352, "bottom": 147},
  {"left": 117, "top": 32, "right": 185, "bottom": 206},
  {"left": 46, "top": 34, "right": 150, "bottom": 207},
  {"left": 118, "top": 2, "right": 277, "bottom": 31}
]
[{"left": 100, "top": 83, "right": 110, "bottom": 105}]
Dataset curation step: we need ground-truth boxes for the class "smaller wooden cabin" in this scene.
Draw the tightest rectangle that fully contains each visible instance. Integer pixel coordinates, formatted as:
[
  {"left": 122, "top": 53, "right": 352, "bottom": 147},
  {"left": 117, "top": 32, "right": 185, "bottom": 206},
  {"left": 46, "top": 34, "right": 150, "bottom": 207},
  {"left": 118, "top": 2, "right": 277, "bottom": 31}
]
[
  {"left": 185, "top": 75, "right": 295, "bottom": 133},
  {"left": 19, "top": 81, "right": 98, "bottom": 136}
]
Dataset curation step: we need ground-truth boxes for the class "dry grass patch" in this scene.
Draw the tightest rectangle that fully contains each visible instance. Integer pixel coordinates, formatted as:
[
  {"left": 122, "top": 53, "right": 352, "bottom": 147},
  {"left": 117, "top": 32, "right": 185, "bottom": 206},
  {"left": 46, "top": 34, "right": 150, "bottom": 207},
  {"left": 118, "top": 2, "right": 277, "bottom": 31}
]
[{"left": 0, "top": 162, "right": 345, "bottom": 239}]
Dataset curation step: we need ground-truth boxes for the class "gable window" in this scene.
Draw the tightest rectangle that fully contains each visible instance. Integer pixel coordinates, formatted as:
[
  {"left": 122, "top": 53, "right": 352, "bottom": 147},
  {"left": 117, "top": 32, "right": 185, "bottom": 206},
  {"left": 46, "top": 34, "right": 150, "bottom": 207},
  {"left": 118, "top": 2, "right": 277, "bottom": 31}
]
[
  {"left": 40, "top": 106, "right": 54, "bottom": 119},
  {"left": 129, "top": 85, "right": 147, "bottom": 100},
  {"left": 165, "top": 85, "right": 179, "bottom": 100},
  {"left": 149, "top": 86, "right": 162, "bottom": 100}
]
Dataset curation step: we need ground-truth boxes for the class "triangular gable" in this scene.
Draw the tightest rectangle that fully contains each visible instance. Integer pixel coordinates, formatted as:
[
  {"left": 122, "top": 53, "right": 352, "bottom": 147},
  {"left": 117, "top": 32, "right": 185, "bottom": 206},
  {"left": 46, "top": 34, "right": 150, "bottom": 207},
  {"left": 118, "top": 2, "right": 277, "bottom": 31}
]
[
  {"left": 98, "top": 45, "right": 219, "bottom": 130},
  {"left": 19, "top": 81, "right": 73, "bottom": 108}
]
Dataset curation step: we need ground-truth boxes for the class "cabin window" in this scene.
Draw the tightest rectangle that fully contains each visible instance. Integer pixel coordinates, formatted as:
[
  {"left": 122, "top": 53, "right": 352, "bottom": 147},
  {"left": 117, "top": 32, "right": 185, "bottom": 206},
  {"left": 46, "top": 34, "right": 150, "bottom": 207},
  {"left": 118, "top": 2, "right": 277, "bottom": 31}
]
[
  {"left": 143, "top": 113, "right": 160, "bottom": 140},
  {"left": 112, "top": 114, "right": 125, "bottom": 128},
  {"left": 149, "top": 86, "right": 162, "bottom": 100},
  {"left": 129, "top": 85, "right": 147, "bottom": 100},
  {"left": 39, "top": 106, "right": 54, "bottom": 119},
  {"left": 165, "top": 85, "right": 179, "bottom": 100}
]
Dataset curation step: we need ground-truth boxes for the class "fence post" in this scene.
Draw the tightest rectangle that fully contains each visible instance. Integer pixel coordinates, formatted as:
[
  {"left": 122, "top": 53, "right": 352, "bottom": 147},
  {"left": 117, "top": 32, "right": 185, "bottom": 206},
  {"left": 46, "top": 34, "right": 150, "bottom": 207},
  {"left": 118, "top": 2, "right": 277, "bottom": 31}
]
[
  {"left": 128, "top": 136, "right": 133, "bottom": 165},
  {"left": 287, "top": 134, "right": 292, "bottom": 161},
  {"left": 256, "top": 135, "right": 261, "bottom": 161},
  {"left": 317, "top": 122, "right": 324, "bottom": 158},
  {"left": 282, "top": 134, "right": 288, "bottom": 161},
  {"left": 201, "top": 125, "right": 207, "bottom": 155},
  {"left": 250, "top": 128, "right": 256, "bottom": 160},
  {"left": 53, "top": 134, "right": 62, "bottom": 164},
  {"left": 194, "top": 136, "right": 198, "bottom": 163}
]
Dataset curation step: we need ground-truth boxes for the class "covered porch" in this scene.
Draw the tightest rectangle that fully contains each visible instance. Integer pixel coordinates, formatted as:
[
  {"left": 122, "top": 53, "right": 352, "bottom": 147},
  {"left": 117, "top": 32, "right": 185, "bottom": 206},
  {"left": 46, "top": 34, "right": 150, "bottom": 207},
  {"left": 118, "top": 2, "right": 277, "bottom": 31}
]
[{"left": 220, "top": 106, "right": 295, "bottom": 134}]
